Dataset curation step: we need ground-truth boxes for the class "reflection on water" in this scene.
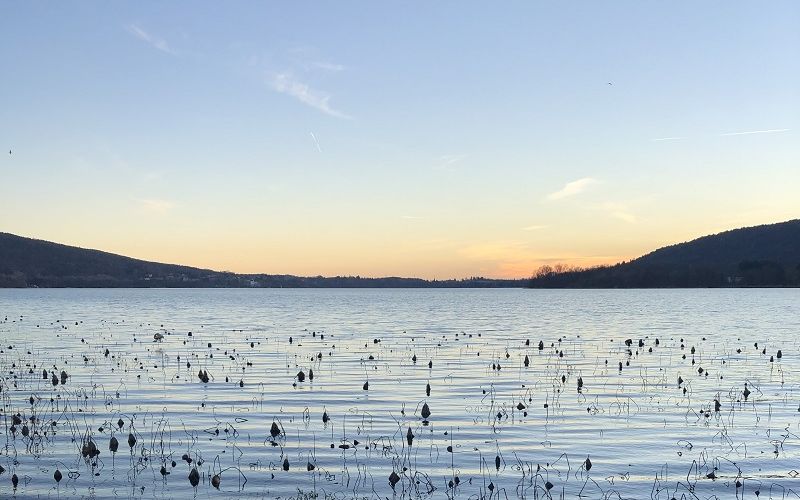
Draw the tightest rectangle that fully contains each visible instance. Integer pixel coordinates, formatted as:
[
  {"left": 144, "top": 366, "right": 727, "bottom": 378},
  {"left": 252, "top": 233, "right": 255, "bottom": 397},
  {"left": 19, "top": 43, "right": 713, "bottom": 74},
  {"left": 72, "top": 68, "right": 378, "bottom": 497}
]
[{"left": 0, "top": 288, "right": 799, "bottom": 498}]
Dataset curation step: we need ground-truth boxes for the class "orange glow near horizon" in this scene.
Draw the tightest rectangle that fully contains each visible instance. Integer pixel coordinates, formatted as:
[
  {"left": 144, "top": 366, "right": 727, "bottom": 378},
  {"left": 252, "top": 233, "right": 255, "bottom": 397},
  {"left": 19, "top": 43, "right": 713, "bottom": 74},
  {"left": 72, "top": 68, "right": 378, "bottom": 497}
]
[{"left": 9, "top": 213, "right": 796, "bottom": 280}]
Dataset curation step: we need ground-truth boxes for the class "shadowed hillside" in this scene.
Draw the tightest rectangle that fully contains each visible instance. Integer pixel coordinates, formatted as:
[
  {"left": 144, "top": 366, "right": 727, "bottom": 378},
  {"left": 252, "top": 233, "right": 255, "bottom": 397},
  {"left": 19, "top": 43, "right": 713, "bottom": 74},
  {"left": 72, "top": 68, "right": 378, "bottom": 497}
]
[
  {"left": 0, "top": 233, "right": 232, "bottom": 287},
  {"left": 529, "top": 220, "right": 800, "bottom": 288},
  {"left": 0, "top": 233, "right": 525, "bottom": 288}
]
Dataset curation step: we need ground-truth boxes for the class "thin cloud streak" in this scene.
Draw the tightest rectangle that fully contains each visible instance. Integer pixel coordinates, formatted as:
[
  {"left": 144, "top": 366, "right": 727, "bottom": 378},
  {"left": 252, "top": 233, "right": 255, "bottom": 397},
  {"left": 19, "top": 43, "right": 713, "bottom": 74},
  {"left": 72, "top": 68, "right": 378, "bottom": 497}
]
[
  {"left": 436, "top": 154, "right": 467, "bottom": 170},
  {"left": 610, "top": 211, "right": 637, "bottom": 223},
  {"left": 125, "top": 24, "right": 177, "bottom": 55},
  {"left": 135, "top": 198, "right": 175, "bottom": 214},
  {"left": 309, "top": 132, "right": 322, "bottom": 152},
  {"left": 545, "top": 177, "right": 597, "bottom": 201},
  {"left": 312, "top": 61, "right": 345, "bottom": 72},
  {"left": 598, "top": 202, "right": 637, "bottom": 224},
  {"left": 521, "top": 224, "right": 548, "bottom": 231},
  {"left": 652, "top": 137, "right": 684, "bottom": 141},
  {"left": 270, "top": 73, "right": 351, "bottom": 119},
  {"left": 440, "top": 154, "right": 466, "bottom": 166},
  {"left": 719, "top": 128, "right": 790, "bottom": 136}
]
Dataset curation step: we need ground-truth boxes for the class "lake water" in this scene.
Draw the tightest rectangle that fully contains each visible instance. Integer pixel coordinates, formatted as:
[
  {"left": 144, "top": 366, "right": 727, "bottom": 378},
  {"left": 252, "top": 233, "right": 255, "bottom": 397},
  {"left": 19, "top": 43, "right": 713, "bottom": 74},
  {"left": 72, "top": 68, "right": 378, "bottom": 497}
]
[{"left": 1, "top": 288, "right": 799, "bottom": 499}]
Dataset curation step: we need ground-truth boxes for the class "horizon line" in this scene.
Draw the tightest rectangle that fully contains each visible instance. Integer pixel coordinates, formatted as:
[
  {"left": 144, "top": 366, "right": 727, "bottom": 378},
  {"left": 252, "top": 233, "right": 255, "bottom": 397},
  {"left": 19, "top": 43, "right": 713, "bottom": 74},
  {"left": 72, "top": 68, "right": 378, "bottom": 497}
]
[{"left": 3, "top": 217, "right": 797, "bottom": 282}]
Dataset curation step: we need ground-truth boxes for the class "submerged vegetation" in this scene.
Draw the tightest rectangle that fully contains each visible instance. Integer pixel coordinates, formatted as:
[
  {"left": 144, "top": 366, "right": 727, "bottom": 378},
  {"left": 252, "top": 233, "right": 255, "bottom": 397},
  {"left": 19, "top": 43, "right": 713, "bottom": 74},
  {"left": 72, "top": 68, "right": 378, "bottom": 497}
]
[{"left": 1, "top": 289, "right": 799, "bottom": 497}]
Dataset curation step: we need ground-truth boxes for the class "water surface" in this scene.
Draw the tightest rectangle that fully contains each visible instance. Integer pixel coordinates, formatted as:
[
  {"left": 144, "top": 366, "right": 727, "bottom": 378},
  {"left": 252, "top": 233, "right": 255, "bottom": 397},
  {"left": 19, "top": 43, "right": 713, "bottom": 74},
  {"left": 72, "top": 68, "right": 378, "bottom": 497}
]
[{"left": 1, "top": 288, "right": 799, "bottom": 498}]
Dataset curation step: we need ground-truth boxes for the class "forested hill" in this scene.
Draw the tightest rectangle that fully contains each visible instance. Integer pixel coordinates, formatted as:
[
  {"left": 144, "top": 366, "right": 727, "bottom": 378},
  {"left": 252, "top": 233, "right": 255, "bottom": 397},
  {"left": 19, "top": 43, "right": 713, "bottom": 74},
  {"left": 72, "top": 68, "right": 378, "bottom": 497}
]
[
  {"left": 529, "top": 219, "right": 800, "bottom": 288},
  {"left": 0, "top": 232, "right": 224, "bottom": 287},
  {"left": 0, "top": 232, "right": 525, "bottom": 288}
]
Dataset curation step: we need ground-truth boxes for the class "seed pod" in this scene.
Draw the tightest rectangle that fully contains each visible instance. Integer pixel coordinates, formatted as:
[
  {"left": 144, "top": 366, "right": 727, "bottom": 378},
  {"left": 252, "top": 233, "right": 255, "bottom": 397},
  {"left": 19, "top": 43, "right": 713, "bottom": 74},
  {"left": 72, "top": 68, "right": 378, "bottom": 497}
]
[{"left": 188, "top": 468, "right": 200, "bottom": 487}]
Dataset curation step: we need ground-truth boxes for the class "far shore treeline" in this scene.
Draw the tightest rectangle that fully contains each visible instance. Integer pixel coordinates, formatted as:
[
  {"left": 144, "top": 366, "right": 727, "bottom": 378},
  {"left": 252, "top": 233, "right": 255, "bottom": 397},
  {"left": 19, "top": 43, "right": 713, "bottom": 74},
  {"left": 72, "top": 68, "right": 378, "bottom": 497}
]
[
  {"left": 529, "top": 219, "right": 800, "bottom": 288},
  {"left": 1, "top": 219, "right": 799, "bottom": 288},
  {"left": 0, "top": 232, "right": 524, "bottom": 288}
]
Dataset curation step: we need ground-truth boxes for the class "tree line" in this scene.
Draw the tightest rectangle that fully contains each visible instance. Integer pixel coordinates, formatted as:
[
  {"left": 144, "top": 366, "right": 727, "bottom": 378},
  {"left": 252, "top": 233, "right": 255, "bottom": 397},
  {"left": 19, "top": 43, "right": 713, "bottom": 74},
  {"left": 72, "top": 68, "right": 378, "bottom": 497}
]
[{"left": 528, "top": 261, "right": 800, "bottom": 288}]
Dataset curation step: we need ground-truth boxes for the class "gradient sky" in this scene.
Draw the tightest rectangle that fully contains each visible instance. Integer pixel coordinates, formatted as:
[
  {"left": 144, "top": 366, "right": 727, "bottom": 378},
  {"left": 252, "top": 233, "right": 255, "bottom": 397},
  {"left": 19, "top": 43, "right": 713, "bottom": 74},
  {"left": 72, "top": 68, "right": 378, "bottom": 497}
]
[{"left": 2, "top": 2, "right": 798, "bottom": 279}]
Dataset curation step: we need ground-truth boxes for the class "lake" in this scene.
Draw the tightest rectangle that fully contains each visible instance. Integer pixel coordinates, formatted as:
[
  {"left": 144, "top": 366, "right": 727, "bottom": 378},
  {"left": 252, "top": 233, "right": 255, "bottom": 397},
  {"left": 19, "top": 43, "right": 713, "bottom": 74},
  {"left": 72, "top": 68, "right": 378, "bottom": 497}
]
[{"left": 1, "top": 288, "right": 799, "bottom": 499}]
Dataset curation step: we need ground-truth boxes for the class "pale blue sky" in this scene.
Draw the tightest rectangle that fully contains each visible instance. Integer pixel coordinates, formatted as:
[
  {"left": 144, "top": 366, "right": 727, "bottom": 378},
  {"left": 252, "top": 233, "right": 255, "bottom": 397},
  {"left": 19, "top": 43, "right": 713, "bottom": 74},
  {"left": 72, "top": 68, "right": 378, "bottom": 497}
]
[{"left": 1, "top": 2, "right": 798, "bottom": 278}]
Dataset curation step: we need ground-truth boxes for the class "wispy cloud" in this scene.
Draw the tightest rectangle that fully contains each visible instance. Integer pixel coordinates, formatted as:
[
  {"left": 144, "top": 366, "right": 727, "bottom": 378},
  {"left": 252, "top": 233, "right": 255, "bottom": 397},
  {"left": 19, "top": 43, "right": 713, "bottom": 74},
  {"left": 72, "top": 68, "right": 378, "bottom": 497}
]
[
  {"left": 435, "top": 154, "right": 467, "bottom": 171},
  {"left": 521, "top": 224, "right": 548, "bottom": 231},
  {"left": 125, "top": 24, "right": 177, "bottom": 55},
  {"left": 651, "top": 129, "right": 790, "bottom": 141},
  {"left": 287, "top": 46, "right": 345, "bottom": 72},
  {"left": 719, "top": 128, "right": 790, "bottom": 136},
  {"left": 135, "top": 198, "right": 175, "bottom": 214},
  {"left": 545, "top": 177, "right": 597, "bottom": 201},
  {"left": 269, "top": 73, "right": 350, "bottom": 119},
  {"left": 440, "top": 154, "right": 466, "bottom": 166},
  {"left": 610, "top": 211, "right": 637, "bottom": 223},
  {"left": 597, "top": 202, "right": 637, "bottom": 223},
  {"left": 312, "top": 61, "right": 345, "bottom": 72},
  {"left": 401, "top": 215, "right": 423, "bottom": 220},
  {"left": 309, "top": 132, "right": 322, "bottom": 152}
]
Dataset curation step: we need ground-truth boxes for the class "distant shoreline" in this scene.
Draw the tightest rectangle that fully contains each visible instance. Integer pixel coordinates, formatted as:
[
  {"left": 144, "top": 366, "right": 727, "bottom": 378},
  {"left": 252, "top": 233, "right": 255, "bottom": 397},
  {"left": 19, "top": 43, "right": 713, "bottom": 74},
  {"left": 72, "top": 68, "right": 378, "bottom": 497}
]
[
  {"left": 2, "top": 285, "right": 798, "bottom": 290},
  {"left": 2, "top": 218, "right": 799, "bottom": 289}
]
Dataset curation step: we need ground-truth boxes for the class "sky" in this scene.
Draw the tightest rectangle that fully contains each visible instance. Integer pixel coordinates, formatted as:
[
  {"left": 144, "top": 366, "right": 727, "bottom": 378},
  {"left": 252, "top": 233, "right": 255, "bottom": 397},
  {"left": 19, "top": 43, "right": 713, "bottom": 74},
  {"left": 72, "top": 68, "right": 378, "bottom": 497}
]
[{"left": 1, "top": 2, "right": 798, "bottom": 279}]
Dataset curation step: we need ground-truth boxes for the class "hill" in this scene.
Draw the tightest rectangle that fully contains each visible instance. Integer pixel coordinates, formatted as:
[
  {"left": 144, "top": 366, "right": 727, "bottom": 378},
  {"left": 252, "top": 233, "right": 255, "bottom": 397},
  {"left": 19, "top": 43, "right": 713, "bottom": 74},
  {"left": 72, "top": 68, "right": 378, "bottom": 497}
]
[
  {"left": 0, "top": 233, "right": 232, "bottom": 287},
  {"left": 529, "top": 219, "right": 800, "bottom": 288},
  {"left": 0, "top": 233, "right": 525, "bottom": 288}
]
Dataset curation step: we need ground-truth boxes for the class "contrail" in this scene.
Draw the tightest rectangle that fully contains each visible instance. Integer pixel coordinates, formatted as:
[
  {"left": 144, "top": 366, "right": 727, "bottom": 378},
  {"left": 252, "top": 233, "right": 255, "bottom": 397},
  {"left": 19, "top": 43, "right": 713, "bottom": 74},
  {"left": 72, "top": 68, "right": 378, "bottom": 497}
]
[
  {"left": 309, "top": 132, "right": 322, "bottom": 152},
  {"left": 719, "top": 128, "right": 790, "bottom": 136}
]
